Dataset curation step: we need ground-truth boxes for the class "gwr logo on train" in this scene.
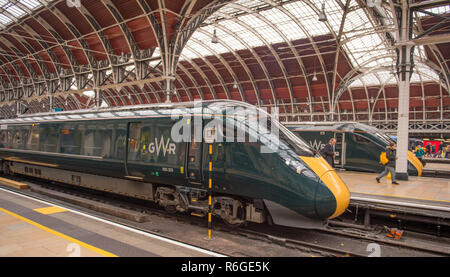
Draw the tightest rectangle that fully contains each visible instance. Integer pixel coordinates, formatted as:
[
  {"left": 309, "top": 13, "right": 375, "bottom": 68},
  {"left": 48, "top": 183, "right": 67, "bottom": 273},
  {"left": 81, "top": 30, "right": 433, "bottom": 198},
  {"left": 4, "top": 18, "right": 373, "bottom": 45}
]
[
  {"left": 148, "top": 136, "right": 176, "bottom": 156},
  {"left": 309, "top": 139, "right": 325, "bottom": 152}
]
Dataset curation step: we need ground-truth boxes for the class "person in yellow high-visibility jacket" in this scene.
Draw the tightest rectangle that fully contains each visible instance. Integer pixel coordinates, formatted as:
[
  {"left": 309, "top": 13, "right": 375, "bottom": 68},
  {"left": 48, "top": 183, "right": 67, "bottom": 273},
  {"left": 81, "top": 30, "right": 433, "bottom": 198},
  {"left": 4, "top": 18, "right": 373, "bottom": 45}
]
[{"left": 376, "top": 142, "right": 399, "bottom": 185}]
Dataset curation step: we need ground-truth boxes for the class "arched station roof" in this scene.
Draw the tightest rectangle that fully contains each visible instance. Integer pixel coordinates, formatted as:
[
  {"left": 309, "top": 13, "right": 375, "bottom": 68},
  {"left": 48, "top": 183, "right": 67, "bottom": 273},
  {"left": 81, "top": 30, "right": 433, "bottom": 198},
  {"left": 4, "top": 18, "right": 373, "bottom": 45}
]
[{"left": 0, "top": 0, "right": 448, "bottom": 126}]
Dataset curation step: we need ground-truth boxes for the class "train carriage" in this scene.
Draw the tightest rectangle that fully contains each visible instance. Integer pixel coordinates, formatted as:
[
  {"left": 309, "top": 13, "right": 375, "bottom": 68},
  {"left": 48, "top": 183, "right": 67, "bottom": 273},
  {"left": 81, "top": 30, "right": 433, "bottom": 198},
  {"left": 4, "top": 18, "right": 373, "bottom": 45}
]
[
  {"left": 286, "top": 122, "right": 423, "bottom": 176},
  {"left": 0, "top": 100, "right": 350, "bottom": 228}
]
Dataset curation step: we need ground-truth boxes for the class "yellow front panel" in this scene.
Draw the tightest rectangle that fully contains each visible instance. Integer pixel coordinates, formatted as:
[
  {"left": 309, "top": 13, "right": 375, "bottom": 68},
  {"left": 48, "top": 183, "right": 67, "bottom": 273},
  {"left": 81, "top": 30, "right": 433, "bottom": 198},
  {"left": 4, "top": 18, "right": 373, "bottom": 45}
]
[
  {"left": 408, "top": 151, "right": 423, "bottom": 176},
  {"left": 320, "top": 171, "right": 351, "bottom": 219},
  {"left": 299, "top": 156, "right": 350, "bottom": 219}
]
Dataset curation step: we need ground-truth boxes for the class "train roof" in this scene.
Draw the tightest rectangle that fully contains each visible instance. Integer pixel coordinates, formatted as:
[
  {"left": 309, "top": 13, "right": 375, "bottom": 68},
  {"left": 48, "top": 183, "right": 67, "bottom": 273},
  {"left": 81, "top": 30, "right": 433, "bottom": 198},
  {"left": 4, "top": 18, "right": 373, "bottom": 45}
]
[
  {"left": 0, "top": 100, "right": 259, "bottom": 124},
  {"left": 285, "top": 121, "right": 381, "bottom": 134}
]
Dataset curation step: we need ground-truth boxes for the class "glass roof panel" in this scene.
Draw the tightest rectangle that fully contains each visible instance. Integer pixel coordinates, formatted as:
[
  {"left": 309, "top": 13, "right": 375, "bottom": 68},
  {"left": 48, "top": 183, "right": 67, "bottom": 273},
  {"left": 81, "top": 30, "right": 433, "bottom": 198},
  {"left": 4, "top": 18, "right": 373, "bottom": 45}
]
[
  {"left": 241, "top": 13, "right": 284, "bottom": 44},
  {"left": 21, "top": 0, "right": 41, "bottom": 10},
  {"left": 349, "top": 62, "right": 440, "bottom": 88},
  {"left": 0, "top": 13, "right": 11, "bottom": 26},
  {"left": 180, "top": 0, "right": 444, "bottom": 92},
  {"left": 185, "top": 41, "right": 214, "bottom": 57},
  {"left": 0, "top": 0, "right": 43, "bottom": 29},
  {"left": 421, "top": 5, "right": 450, "bottom": 16},
  {"left": 219, "top": 19, "right": 264, "bottom": 48},
  {"left": 350, "top": 78, "right": 363, "bottom": 88}
]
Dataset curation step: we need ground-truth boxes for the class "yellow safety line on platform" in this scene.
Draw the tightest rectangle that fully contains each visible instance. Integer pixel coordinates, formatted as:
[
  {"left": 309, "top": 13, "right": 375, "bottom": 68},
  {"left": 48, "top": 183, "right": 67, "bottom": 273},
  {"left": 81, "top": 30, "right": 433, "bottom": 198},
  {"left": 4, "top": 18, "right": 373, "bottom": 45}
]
[
  {"left": 0, "top": 207, "right": 118, "bottom": 257},
  {"left": 351, "top": 190, "right": 450, "bottom": 204},
  {"left": 33, "top": 206, "right": 68, "bottom": 215}
]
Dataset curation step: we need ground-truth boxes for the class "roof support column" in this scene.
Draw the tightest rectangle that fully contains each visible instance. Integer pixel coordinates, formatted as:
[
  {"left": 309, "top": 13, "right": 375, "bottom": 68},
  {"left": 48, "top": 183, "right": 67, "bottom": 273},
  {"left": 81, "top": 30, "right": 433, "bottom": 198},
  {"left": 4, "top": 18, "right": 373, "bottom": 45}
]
[
  {"left": 49, "top": 95, "right": 54, "bottom": 112},
  {"left": 395, "top": 0, "right": 414, "bottom": 181},
  {"left": 163, "top": 76, "right": 176, "bottom": 103},
  {"left": 95, "top": 89, "right": 103, "bottom": 108}
]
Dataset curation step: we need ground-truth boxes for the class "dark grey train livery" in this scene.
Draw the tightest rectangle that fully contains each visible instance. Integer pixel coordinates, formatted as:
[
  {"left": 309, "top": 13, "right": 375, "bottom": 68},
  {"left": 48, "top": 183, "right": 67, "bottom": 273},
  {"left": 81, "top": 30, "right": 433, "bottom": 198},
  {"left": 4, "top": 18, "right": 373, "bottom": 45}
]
[
  {"left": 286, "top": 122, "right": 423, "bottom": 176},
  {"left": 0, "top": 100, "right": 350, "bottom": 228}
]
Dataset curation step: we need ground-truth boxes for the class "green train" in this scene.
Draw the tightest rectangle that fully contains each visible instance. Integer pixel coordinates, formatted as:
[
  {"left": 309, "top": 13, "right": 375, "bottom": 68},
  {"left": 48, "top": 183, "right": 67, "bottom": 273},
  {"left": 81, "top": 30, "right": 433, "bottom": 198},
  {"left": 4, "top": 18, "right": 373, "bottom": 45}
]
[
  {"left": 0, "top": 100, "right": 350, "bottom": 228},
  {"left": 286, "top": 122, "right": 423, "bottom": 176}
]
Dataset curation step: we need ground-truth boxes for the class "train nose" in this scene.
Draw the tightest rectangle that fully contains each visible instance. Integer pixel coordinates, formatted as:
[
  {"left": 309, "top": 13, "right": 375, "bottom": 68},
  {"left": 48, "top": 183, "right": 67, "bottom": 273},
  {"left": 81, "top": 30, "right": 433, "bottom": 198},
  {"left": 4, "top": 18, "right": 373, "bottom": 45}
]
[
  {"left": 408, "top": 151, "right": 423, "bottom": 176},
  {"left": 299, "top": 156, "right": 350, "bottom": 219},
  {"left": 316, "top": 170, "right": 350, "bottom": 219}
]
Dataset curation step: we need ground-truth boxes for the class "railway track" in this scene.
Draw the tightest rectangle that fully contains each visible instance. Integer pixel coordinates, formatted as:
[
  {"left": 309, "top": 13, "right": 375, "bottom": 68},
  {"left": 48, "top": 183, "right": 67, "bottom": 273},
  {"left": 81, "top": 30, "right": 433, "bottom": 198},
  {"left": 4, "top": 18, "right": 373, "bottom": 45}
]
[{"left": 1, "top": 174, "right": 449, "bottom": 257}]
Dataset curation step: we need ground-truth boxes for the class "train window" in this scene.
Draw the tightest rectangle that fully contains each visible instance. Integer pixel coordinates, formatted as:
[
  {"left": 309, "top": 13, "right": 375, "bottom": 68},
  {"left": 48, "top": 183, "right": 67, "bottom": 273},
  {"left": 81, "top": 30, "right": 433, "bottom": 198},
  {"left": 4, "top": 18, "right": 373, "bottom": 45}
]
[
  {"left": 112, "top": 123, "right": 127, "bottom": 160},
  {"left": 21, "top": 129, "right": 29, "bottom": 150},
  {"left": 127, "top": 123, "right": 141, "bottom": 162},
  {"left": 99, "top": 125, "right": 113, "bottom": 158},
  {"left": 39, "top": 124, "right": 60, "bottom": 153},
  {"left": 27, "top": 127, "right": 39, "bottom": 151},
  {"left": 81, "top": 123, "right": 106, "bottom": 157},
  {"left": 139, "top": 125, "right": 152, "bottom": 162},
  {"left": 353, "top": 133, "right": 371, "bottom": 144},
  {"left": 7, "top": 131, "right": 12, "bottom": 146},
  {"left": 13, "top": 131, "right": 21, "bottom": 149},
  {"left": 0, "top": 131, "right": 6, "bottom": 148},
  {"left": 60, "top": 124, "right": 81, "bottom": 155}
]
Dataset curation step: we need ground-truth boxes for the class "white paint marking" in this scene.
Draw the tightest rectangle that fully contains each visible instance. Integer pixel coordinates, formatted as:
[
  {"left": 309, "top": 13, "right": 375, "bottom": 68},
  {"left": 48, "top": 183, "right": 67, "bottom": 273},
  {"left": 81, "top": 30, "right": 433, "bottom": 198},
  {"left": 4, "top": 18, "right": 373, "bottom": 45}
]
[{"left": 0, "top": 187, "right": 226, "bottom": 257}]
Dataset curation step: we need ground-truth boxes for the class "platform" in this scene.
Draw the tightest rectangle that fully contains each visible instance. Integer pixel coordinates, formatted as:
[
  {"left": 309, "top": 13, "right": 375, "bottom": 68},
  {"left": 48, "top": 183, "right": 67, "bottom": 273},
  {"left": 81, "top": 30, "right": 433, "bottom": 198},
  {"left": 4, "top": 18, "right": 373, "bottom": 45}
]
[
  {"left": 338, "top": 170, "right": 450, "bottom": 212},
  {"left": 423, "top": 158, "right": 450, "bottom": 164},
  {"left": 424, "top": 162, "right": 450, "bottom": 172},
  {"left": 423, "top": 162, "right": 450, "bottom": 178},
  {"left": 0, "top": 188, "right": 220, "bottom": 257}
]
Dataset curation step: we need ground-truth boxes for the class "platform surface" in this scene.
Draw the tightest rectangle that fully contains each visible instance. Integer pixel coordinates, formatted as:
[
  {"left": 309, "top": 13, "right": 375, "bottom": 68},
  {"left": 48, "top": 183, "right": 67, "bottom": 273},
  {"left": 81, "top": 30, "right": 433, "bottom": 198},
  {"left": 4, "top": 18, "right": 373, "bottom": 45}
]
[
  {"left": 0, "top": 188, "right": 218, "bottom": 257},
  {"left": 338, "top": 171, "right": 450, "bottom": 206},
  {"left": 424, "top": 162, "right": 450, "bottom": 172}
]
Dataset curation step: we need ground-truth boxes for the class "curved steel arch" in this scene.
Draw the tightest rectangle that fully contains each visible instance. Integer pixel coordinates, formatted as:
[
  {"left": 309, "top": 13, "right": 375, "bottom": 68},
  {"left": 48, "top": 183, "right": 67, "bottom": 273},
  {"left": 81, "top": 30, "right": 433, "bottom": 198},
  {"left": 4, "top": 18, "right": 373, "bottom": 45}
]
[
  {"left": 196, "top": 29, "right": 258, "bottom": 104},
  {"left": 413, "top": 10, "right": 450, "bottom": 95},
  {"left": 226, "top": 2, "right": 295, "bottom": 110},
  {"left": 368, "top": 73, "right": 397, "bottom": 121},
  {"left": 177, "top": 62, "right": 205, "bottom": 100},
  {"left": 184, "top": 43, "right": 230, "bottom": 99},
  {"left": 179, "top": 56, "right": 217, "bottom": 99},
  {"left": 211, "top": 18, "right": 276, "bottom": 104},
  {"left": 333, "top": 53, "right": 396, "bottom": 111}
]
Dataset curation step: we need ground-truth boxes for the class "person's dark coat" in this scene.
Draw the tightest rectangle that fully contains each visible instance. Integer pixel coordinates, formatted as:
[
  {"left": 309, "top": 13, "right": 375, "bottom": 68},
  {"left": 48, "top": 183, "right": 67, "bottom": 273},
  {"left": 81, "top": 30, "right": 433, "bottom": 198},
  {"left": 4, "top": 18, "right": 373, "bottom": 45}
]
[
  {"left": 322, "top": 143, "right": 335, "bottom": 167},
  {"left": 386, "top": 148, "right": 396, "bottom": 167},
  {"left": 426, "top": 144, "right": 431, "bottom": 153}
]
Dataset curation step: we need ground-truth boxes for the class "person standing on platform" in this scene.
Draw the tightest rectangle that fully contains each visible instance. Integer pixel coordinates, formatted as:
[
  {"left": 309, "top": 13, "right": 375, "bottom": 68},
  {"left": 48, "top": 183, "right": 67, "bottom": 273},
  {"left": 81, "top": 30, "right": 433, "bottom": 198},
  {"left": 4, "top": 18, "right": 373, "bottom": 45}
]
[
  {"left": 431, "top": 144, "right": 436, "bottom": 157},
  {"left": 414, "top": 144, "right": 425, "bottom": 165},
  {"left": 446, "top": 145, "right": 450, "bottom": 159},
  {"left": 437, "top": 143, "right": 444, "bottom": 158},
  {"left": 322, "top": 138, "right": 337, "bottom": 168},
  {"left": 376, "top": 142, "right": 399, "bottom": 185},
  {"left": 426, "top": 143, "right": 431, "bottom": 158}
]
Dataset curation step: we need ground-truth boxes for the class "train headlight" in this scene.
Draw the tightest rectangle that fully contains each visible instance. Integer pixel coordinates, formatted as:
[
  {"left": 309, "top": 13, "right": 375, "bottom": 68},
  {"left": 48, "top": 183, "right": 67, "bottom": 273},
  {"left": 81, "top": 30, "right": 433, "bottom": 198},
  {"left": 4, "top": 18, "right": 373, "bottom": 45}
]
[
  {"left": 296, "top": 165, "right": 316, "bottom": 178},
  {"left": 283, "top": 156, "right": 317, "bottom": 179}
]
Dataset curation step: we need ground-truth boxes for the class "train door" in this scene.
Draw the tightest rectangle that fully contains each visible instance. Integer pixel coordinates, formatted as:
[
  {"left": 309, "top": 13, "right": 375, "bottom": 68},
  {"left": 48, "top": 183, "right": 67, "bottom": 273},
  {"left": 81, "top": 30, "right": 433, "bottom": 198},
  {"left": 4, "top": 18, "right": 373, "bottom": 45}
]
[
  {"left": 334, "top": 132, "right": 346, "bottom": 168},
  {"left": 185, "top": 130, "right": 204, "bottom": 188},
  {"left": 125, "top": 122, "right": 144, "bottom": 181}
]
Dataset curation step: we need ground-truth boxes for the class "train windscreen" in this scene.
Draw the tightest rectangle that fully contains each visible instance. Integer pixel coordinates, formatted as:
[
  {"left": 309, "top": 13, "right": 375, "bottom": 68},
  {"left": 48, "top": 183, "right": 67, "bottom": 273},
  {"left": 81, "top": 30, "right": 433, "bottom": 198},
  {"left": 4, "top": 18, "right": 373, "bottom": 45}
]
[
  {"left": 255, "top": 109, "right": 315, "bottom": 157},
  {"left": 208, "top": 101, "right": 315, "bottom": 157},
  {"left": 357, "top": 123, "right": 393, "bottom": 145}
]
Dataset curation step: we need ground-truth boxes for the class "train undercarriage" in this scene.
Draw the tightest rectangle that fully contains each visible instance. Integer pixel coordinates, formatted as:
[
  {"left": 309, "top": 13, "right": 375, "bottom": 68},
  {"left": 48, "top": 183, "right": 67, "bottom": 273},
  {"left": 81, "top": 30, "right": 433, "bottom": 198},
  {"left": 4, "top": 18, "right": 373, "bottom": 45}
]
[{"left": 1, "top": 159, "right": 266, "bottom": 227}]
